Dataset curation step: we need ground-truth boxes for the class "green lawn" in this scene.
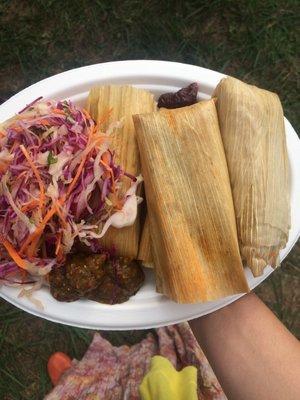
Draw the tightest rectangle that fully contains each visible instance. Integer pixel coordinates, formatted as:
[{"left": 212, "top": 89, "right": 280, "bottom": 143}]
[{"left": 0, "top": 1, "right": 299, "bottom": 398}]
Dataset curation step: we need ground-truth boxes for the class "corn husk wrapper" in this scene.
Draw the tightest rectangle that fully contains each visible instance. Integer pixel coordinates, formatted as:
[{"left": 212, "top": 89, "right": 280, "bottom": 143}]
[
  {"left": 87, "top": 85, "right": 156, "bottom": 258},
  {"left": 137, "top": 215, "right": 154, "bottom": 267},
  {"left": 213, "top": 77, "right": 290, "bottom": 277},
  {"left": 134, "top": 100, "right": 249, "bottom": 303}
]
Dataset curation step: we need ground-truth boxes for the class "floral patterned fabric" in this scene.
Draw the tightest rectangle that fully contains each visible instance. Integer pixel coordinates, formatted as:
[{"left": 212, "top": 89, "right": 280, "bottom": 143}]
[{"left": 45, "top": 323, "right": 226, "bottom": 400}]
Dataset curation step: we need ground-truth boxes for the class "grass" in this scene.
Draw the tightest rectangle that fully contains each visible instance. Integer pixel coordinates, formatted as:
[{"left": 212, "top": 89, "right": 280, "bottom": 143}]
[
  {"left": 0, "top": 0, "right": 299, "bottom": 398},
  {"left": 0, "top": 0, "right": 299, "bottom": 130}
]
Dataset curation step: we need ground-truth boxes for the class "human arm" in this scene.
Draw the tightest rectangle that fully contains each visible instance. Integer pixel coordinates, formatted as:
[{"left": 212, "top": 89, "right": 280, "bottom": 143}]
[{"left": 189, "top": 293, "right": 300, "bottom": 400}]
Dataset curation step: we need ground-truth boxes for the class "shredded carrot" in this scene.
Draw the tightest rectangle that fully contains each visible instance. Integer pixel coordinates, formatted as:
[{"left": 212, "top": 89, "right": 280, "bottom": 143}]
[
  {"left": 89, "top": 134, "right": 106, "bottom": 149},
  {"left": 101, "top": 151, "right": 111, "bottom": 165},
  {"left": 0, "top": 235, "right": 27, "bottom": 270},
  {"left": 82, "top": 108, "right": 92, "bottom": 120},
  {"left": 20, "top": 145, "right": 45, "bottom": 214},
  {"left": 21, "top": 199, "right": 40, "bottom": 213},
  {"left": 100, "top": 152, "right": 111, "bottom": 179},
  {"left": 26, "top": 236, "right": 40, "bottom": 258},
  {"left": 52, "top": 108, "right": 65, "bottom": 115},
  {"left": 55, "top": 232, "right": 62, "bottom": 256},
  {"left": 20, "top": 203, "right": 58, "bottom": 255},
  {"left": 0, "top": 162, "right": 10, "bottom": 174},
  {"left": 16, "top": 170, "right": 27, "bottom": 181},
  {"left": 109, "top": 193, "right": 123, "bottom": 210},
  {"left": 0, "top": 131, "right": 6, "bottom": 138},
  {"left": 86, "top": 122, "right": 103, "bottom": 142},
  {"left": 100, "top": 158, "right": 113, "bottom": 172},
  {"left": 64, "top": 121, "right": 97, "bottom": 197},
  {"left": 39, "top": 119, "right": 51, "bottom": 126},
  {"left": 65, "top": 154, "right": 87, "bottom": 197},
  {"left": 100, "top": 159, "right": 115, "bottom": 192},
  {"left": 55, "top": 204, "right": 67, "bottom": 228},
  {"left": 97, "top": 107, "right": 113, "bottom": 127}
]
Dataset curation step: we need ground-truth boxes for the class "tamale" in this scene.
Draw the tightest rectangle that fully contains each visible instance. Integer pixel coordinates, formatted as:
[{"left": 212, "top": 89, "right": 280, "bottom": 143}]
[
  {"left": 213, "top": 77, "right": 290, "bottom": 277},
  {"left": 137, "top": 215, "right": 154, "bottom": 267},
  {"left": 133, "top": 100, "right": 249, "bottom": 303},
  {"left": 87, "top": 85, "right": 156, "bottom": 258}
]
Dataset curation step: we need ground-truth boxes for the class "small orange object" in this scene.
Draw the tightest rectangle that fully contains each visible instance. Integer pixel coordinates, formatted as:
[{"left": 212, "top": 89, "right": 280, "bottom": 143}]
[
  {"left": 20, "top": 203, "right": 58, "bottom": 255},
  {"left": 52, "top": 108, "right": 65, "bottom": 114},
  {"left": 47, "top": 352, "right": 72, "bottom": 386},
  {"left": 0, "top": 235, "right": 27, "bottom": 270},
  {"left": 20, "top": 199, "right": 40, "bottom": 212},
  {"left": 20, "top": 145, "right": 45, "bottom": 213}
]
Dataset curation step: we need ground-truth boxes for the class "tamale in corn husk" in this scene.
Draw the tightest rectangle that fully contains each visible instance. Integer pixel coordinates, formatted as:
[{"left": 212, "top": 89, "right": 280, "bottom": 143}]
[
  {"left": 133, "top": 100, "right": 249, "bottom": 303},
  {"left": 137, "top": 215, "right": 153, "bottom": 267},
  {"left": 87, "top": 85, "right": 156, "bottom": 258},
  {"left": 213, "top": 77, "right": 290, "bottom": 277}
]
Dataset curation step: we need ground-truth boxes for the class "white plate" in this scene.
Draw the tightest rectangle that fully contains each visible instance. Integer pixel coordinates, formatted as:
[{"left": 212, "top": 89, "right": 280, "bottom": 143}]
[{"left": 0, "top": 60, "right": 299, "bottom": 330}]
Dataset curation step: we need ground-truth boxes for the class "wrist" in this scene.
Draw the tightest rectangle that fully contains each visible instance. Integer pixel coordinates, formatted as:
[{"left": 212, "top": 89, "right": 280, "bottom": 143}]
[{"left": 189, "top": 292, "right": 258, "bottom": 340}]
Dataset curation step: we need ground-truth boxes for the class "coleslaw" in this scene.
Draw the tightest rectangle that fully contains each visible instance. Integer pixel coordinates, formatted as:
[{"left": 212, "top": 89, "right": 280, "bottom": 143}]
[{"left": 0, "top": 97, "right": 142, "bottom": 285}]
